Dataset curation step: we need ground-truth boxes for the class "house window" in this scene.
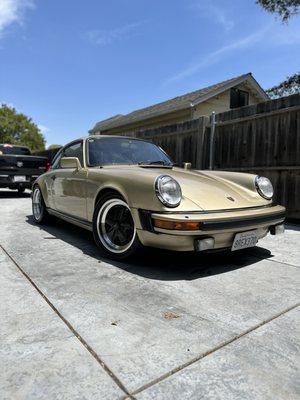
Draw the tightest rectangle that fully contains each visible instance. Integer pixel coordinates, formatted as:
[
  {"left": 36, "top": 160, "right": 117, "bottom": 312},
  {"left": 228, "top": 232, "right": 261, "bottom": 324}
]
[{"left": 230, "top": 88, "right": 249, "bottom": 109}]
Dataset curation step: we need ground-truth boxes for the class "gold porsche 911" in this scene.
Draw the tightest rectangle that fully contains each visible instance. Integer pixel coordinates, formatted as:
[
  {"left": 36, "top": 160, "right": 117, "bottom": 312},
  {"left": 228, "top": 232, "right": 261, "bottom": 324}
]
[{"left": 32, "top": 136, "right": 285, "bottom": 260}]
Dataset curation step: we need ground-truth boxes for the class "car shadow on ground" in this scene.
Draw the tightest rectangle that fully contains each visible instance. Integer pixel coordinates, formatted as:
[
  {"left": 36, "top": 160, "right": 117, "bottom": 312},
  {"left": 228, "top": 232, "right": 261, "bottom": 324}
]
[{"left": 26, "top": 215, "right": 274, "bottom": 281}]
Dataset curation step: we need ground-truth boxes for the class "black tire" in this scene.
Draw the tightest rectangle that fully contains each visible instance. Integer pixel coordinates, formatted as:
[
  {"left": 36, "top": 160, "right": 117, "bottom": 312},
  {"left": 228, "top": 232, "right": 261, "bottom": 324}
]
[
  {"left": 32, "top": 185, "right": 52, "bottom": 224},
  {"left": 17, "top": 187, "right": 25, "bottom": 194},
  {"left": 93, "top": 192, "right": 144, "bottom": 260}
]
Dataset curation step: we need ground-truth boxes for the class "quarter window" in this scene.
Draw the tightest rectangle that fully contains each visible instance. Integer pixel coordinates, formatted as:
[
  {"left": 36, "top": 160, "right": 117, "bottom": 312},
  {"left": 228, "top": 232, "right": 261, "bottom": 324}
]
[
  {"left": 64, "top": 141, "right": 84, "bottom": 166},
  {"left": 52, "top": 141, "right": 84, "bottom": 169}
]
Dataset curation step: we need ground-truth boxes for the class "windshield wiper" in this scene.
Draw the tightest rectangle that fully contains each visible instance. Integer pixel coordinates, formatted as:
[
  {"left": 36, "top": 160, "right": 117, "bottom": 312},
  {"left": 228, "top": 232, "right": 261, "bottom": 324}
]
[{"left": 138, "top": 160, "right": 172, "bottom": 166}]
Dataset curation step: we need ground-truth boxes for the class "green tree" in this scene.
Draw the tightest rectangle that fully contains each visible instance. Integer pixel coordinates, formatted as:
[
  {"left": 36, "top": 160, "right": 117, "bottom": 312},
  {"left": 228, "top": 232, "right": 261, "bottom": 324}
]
[
  {"left": 266, "top": 73, "right": 300, "bottom": 98},
  {"left": 256, "top": 0, "right": 300, "bottom": 22},
  {"left": 0, "top": 104, "right": 45, "bottom": 151}
]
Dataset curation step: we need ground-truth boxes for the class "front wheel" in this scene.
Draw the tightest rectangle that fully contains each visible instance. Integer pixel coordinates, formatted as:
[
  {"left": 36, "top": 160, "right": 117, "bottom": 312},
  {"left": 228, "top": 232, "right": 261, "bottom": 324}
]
[
  {"left": 32, "top": 186, "right": 52, "bottom": 224},
  {"left": 93, "top": 193, "right": 143, "bottom": 260}
]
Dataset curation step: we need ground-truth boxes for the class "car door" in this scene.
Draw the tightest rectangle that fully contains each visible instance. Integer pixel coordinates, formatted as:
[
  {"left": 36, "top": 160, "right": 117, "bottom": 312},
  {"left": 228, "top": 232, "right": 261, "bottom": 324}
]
[
  {"left": 42, "top": 148, "right": 63, "bottom": 210},
  {"left": 50, "top": 141, "right": 88, "bottom": 220}
]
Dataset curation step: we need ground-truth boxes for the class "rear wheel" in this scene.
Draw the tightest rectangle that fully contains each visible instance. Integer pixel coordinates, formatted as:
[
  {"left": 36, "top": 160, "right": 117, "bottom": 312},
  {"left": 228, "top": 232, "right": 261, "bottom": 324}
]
[
  {"left": 93, "top": 193, "right": 143, "bottom": 260},
  {"left": 32, "top": 186, "right": 52, "bottom": 224}
]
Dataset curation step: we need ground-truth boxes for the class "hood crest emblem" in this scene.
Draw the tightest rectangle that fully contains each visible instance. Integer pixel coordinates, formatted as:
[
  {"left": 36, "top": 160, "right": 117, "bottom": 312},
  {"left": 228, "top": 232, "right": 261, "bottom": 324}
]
[
  {"left": 226, "top": 196, "right": 235, "bottom": 202},
  {"left": 17, "top": 161, "right": 23, "bottom": 167}
]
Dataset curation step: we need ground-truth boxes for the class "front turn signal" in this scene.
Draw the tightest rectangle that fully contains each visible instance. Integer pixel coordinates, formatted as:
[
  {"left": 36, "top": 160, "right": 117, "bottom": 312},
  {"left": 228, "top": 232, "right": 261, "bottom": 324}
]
[{"left": 153, "top": 218, "right": 200, "bottom": 231}]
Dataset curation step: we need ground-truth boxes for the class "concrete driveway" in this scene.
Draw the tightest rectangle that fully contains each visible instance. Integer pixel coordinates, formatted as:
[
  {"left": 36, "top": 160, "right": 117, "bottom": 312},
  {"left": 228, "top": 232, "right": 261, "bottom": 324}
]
[{"left": 0, "top": 189, "right": 299, "bottom": 400}]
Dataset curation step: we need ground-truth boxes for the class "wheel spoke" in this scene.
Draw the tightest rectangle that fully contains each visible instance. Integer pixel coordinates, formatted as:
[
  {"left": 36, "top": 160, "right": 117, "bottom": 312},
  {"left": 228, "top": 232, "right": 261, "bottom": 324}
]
[
  {"left": 116, "top": 207, "right": 125, "bottom": 220},
  {"left": 111, "top": 228, "right": 118, "bottom": 241},
  {"left": 117, "top": 229, "right": 127, "bottom": 243},
  {"left": 105, "top": 215, "right": 115, "bottom": 226},
  {"left": 120, "top": 222, "right": 132, "bottom": 230},
  {"left": 106, "top": 225, "right": 115, "bottom": 234}
]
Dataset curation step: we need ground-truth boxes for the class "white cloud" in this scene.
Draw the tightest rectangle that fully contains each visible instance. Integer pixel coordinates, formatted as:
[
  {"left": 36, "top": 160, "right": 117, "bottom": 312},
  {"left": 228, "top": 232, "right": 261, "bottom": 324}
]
[
  {"left": 86, "top": 21, "right": 145, "bottom": 46},
  {"left": 165, "top": 26, "right": 270, "bottom": 84},
  {"left": 165, "top": 10, "right": 300, "bottom": 85},
  {"left": 192, "top": 0, "right": 234, "bottom": 31},
  {"left": 0, "top": 0, "right": 34, "bottom": 38}
]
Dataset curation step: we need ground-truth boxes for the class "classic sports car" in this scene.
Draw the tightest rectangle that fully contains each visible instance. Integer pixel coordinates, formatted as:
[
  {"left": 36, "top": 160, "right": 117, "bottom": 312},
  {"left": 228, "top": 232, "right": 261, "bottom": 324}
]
[{"left": 32, "top": 136, "right": 285, "bottom": 260}]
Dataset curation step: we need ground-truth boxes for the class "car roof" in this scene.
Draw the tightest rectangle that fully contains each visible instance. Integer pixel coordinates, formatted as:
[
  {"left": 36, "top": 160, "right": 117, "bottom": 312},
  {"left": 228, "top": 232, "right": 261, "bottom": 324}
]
[
  {"left": 87, "top": 135, "right": 147, "bottom": 141},
  {"left": 62, "top": 135, "right": 152, "bottom": 148}
]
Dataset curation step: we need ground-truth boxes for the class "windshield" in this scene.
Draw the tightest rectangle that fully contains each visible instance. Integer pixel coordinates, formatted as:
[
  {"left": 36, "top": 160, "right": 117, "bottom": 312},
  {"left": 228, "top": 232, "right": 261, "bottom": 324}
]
[
  {"left": 87, "top": 137, "right": 173, "bottom": 167},
  {"left": 0, "top": 144, "right": 31, "bottom": 155}
]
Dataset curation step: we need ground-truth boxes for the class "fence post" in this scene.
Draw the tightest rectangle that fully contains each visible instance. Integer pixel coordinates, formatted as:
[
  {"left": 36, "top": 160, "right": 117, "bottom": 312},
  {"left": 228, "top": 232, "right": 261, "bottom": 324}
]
[{"left": 209, "top": 111, "right": 216, "bottom": 170}]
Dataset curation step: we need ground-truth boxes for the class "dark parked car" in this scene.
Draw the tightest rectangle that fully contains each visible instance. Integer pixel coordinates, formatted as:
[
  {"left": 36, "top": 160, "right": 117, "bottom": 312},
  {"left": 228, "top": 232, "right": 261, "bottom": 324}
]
[{"left": 0, "top": 144, "right": 50, "bottom": 193}]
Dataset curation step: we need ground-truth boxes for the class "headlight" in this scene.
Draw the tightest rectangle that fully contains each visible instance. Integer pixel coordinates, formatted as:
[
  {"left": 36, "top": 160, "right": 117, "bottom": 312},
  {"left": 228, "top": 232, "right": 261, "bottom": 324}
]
[
  {"left": 155, "top": 175, "right": 182, "bottom": 207},
  {"left": 255, "top": 176, "right": 274, "bottom": 199}
]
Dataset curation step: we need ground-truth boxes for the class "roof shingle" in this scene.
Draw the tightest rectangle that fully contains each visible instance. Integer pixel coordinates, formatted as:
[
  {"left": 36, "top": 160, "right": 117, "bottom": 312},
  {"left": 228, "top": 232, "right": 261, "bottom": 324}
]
[{"left": 90, "top": 73, "right": 266, "bottom": 133}]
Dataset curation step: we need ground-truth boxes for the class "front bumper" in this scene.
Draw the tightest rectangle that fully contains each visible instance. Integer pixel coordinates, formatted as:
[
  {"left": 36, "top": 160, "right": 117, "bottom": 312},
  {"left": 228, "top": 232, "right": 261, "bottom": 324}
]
[{"left": 135, "top": 205, "right": 285, "bottom": 251}]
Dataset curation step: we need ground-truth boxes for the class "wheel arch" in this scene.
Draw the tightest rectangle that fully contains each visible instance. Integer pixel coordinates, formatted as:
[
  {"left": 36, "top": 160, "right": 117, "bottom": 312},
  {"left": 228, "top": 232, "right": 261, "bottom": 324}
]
[{"left": 94, "top": 186, "right": 127, "bottom": 209}]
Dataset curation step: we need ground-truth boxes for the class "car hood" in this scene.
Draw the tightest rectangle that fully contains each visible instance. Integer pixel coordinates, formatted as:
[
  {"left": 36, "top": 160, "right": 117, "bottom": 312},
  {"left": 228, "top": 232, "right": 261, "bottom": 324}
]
[
  {"left": 155, "top": 167, "right": 268, "bottom": 210},
  {"left": 93, "top": 165, "right": 270, "bottom": 211}
]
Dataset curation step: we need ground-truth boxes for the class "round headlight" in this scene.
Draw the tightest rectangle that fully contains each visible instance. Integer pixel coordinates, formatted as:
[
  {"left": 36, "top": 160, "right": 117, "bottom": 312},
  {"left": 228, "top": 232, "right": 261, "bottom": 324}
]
[
  {"left": 155, "top": 175, "right": 182, "bottom": 207},
  {"left": 255, "top": 176, "right": 274, "bottom": 199}
]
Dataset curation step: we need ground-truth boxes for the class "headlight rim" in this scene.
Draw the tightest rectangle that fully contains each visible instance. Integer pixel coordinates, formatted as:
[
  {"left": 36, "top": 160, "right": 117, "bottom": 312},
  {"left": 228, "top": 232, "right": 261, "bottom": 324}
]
[
  {"left": 155, "top": 175, "right": 182, "bottom": 208},
  {"left": 255, "top": 175, "right": 274, "bottom": 200}
]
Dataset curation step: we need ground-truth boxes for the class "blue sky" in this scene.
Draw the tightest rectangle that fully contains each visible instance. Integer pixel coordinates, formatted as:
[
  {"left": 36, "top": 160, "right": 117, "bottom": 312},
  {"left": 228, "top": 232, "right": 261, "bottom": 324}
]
[{"left": 0, "top": 0, "right": 299, "bottom": 147}]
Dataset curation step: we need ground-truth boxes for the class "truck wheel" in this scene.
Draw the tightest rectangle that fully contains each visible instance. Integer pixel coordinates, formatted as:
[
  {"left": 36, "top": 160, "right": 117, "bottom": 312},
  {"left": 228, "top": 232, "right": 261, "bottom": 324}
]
[
  {"left": 17, "top": 187, "right": 25, "bottom": 194},
  {"left": 93, "top": 193, "right": 144, "bottom": 260},
  {"left": 32, "top": 186, "right": 51, "bottom": 224}
]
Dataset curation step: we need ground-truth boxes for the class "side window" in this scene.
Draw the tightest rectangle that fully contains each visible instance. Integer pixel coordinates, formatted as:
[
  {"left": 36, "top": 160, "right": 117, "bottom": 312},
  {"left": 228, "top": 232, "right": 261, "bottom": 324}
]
[{"left": 64, "top": 141, "right": 84, "bottom": 166}]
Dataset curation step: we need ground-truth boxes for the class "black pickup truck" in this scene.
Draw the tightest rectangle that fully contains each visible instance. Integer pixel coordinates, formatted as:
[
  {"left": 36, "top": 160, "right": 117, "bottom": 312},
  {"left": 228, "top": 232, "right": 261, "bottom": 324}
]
[{"left": 0, "top": 144, "right": 49, "bottom": 193}]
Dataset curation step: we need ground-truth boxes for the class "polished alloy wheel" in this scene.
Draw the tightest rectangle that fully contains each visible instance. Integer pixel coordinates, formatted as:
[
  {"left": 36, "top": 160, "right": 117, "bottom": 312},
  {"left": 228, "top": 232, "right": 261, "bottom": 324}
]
[
  {"left": 96, "top": 199, "right": 136, "bottom": 254},
  {"left": 32, "top": 187, "right": 43, "bottom": 221}
]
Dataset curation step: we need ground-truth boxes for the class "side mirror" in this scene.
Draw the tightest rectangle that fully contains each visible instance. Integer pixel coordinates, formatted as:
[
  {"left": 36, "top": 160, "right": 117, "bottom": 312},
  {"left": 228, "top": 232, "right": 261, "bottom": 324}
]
[{"left": 60, "top": 157, "right": 81, "bottom": 169}]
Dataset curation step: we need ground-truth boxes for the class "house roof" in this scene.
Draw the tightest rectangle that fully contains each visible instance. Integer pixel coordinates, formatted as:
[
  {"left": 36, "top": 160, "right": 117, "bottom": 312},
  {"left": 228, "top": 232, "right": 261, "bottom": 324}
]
[{"left": 90, "top": 73, "right": 268, "bottom": 133}]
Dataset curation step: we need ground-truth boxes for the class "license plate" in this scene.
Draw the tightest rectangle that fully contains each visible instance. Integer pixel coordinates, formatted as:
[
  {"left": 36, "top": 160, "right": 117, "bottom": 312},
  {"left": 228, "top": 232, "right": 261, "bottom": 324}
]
[
  {"left": 13, "top": 175, "right": 27, "bottom": 182},
  {"left": 231, "top": 230, "right": 259, "bottom": 251}
]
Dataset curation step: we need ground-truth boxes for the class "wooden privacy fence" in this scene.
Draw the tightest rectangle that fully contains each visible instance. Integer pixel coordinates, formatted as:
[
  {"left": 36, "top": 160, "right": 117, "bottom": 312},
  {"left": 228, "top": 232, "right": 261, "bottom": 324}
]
[
  {"left": 126, "top": 117, "right": 210, "bottom": 169},
  {"left": 128, "top": 93, "right": 300, "bottom": 219},
  {"left": 213, "top": 93, "right": 300, "bottom": 219}
]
